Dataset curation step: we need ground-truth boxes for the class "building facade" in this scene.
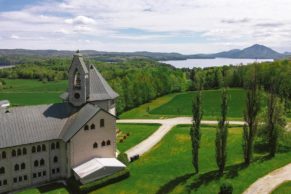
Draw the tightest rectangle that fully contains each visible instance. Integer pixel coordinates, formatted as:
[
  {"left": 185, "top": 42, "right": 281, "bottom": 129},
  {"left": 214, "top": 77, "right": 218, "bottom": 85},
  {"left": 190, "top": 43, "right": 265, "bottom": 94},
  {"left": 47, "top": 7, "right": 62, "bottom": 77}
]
[{"left": 0, "top": 51, "right": 124, "bottom": 193}]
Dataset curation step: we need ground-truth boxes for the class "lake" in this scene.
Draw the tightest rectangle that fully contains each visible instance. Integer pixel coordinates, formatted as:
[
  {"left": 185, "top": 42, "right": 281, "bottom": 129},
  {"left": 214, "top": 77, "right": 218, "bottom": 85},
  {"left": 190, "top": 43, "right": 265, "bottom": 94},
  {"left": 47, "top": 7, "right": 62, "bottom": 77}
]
[{"left": 160, "top": 58, "right": 273, "bottom": 68}]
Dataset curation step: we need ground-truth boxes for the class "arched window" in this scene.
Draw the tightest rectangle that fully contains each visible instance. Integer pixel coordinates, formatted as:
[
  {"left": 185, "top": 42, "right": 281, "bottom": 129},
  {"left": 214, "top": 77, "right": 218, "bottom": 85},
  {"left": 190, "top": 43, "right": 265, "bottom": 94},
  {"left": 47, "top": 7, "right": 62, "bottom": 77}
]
[
  {"left": 73, "top": 70, "right": 81, "bottom": 89},
  {"left": 53, "top": 156, "right": 58, "bottom": 163},
  {"left": 32, "top": 146, "right": 36, "bottom": 153},
  {"left": 42, "top": 144, "right": 46, "bottom": 151},
  {"left": 34, "top": 160, "right": 39, "bottom": 167},
  {"left": 37, "top": 145, "right": 41, "bottom": 152},
  {"left": 12, "top": 150, "right": 16, "bottom": 157},
  {"left": 106, "top": 140, "right": 111, "bottom": 145},
  {"left": 22, "top": 148, "right": 27, "bottom": 155},
  {"left": 2, "top": 151, "right": 6, "bottom": 159},
  {"left": 40, "top": 159, "right": 45, "bottom": 166},
  {"left": 51, "top": 143, "right": 55, "bottom": 150},
  {"left": 56, "top": 142, "right": 60, "bottom": 149},
  {"left": 17, "top": 148, "right": 22, "bottom": 156},
  {"left": 93, "top": 142, "right": 98, "bottom": 148},
  {"left": 84, "top": 125, "right": 89, "bottom": 131},
  {"left": 101, "top": 141, "right": 106, "bottom": 147},
  {"left": 100, "top": 119, "right": 105, "bottom": 127},
  {"left": 14, "top": 164, "right": 19, "bottom": 171},
  {"left": 90, "top": 124, "right": 95, "bottom": 130},
  {"left": 0, "top": 167, "right": 5, "bottom": 174},
  {"left": 21, "top": 163, "right": 25, "bottom": 170}
]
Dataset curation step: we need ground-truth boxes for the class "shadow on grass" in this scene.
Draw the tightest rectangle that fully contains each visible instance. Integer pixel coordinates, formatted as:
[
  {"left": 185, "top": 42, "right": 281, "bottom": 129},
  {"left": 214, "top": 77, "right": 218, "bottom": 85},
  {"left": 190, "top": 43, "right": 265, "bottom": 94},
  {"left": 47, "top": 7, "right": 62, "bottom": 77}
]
[{"left": 37, "top": 182, "right": 69, "bottom": 193}]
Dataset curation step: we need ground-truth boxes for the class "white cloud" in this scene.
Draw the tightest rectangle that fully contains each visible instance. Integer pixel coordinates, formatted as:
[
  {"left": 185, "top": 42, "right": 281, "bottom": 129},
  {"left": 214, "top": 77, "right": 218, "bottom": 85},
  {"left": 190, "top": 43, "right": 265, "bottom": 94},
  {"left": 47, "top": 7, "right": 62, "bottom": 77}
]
[
  {"left": 65, "top": 15, "right": 96, "bottom": 25},
  {"left": 10, "top": 34, "right": 20, "bottom": 39}
]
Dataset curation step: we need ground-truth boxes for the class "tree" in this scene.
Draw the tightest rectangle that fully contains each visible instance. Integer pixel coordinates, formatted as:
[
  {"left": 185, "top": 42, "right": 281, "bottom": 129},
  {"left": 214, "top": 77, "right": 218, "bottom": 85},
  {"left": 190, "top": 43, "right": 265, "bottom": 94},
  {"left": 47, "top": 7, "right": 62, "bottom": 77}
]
[
  {"left": 190, "top": 91, "right": 203, "bottom": 173},
  {"left": 215, "top": 88, "right": 228, "bottom": 175},
  {"left": 242, "top": 66, "right": 261, "bottom": 165}
]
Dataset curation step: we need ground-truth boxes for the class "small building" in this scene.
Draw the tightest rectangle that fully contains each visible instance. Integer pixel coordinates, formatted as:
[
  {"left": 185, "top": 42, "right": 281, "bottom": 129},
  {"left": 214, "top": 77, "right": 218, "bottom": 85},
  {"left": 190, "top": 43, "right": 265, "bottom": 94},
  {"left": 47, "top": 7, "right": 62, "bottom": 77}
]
[{"left": 0, "top": 51, "right": 125, "bottom": 192}]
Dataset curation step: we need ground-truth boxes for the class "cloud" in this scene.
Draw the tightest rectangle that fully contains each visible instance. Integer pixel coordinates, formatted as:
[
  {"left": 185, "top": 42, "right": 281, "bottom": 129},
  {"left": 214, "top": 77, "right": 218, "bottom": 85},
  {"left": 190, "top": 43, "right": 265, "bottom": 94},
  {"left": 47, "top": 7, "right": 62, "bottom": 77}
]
[
  {"left": 255, "top": 22, "right": 283, "bottom": 27},
  {"left": 221, "top": 18, "right": 250, "bottom": 24},
  {"left": 10, "top": 34, "right": 20, "bottom": 39},
  {"left": 65, "top": 15, "right": 96, "bottom": 25}
]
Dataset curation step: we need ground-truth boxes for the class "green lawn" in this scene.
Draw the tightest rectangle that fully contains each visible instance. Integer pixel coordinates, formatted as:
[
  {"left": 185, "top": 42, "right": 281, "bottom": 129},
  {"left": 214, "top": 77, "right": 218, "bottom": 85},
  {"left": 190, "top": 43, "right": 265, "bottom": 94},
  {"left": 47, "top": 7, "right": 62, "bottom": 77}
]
[
  {"left": 117, "top": 123, "right": 161, "bottom": 153},
  {"left": 272, "top": 181, "right": 291, "bottom": 194},
  {"left": 16, "top": 183, "right": 69, "bottom": 194},
  {"left": 90, "top": 125, "right": 291, "bottom": 194}
]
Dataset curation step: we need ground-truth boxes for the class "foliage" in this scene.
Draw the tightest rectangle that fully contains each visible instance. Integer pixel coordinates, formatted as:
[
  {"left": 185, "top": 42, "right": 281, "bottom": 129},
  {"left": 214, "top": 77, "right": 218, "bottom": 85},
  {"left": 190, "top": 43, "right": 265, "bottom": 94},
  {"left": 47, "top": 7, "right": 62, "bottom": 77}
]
[
  {"left": 219, "top": 181, "right": 233, "bottom": 194},
  {"left": 216, "top": 88, "right": 229, "bottom": 175},
  {"left": 190, "top": 91, "right": 203, "bottom": 173}
]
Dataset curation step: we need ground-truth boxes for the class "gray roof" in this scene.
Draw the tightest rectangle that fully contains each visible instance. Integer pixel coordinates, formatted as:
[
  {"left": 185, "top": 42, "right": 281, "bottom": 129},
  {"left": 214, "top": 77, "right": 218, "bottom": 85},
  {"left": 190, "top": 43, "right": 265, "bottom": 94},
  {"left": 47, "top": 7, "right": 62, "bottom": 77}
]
[
  {"left": 69, "top": 52, "right": 88, "bottom": 74},
  {"left": 88, "top": 65, "right": 119, "bottom": 101},
  {"left": 0, "top": 103, "right": 115, "bottom": 148}
]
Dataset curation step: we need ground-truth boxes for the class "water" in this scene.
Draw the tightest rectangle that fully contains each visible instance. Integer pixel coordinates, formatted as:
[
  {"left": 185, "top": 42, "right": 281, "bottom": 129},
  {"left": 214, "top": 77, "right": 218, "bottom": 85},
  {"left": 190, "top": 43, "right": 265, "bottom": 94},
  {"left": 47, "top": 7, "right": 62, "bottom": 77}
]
[{"left": 160, "top": 58, "right": 274, "bottom": 68}]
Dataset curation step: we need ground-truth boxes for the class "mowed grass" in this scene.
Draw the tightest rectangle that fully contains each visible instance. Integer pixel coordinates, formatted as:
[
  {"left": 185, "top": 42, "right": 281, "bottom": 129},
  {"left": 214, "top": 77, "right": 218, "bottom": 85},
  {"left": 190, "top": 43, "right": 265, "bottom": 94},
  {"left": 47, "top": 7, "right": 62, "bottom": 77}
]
[
  {"left": 0, "top": 79, "right": 67, "bottom": 106},
  {"left": 90, "top": 125, "right": 291, "bottom": 194},
  {"left": 272, "top": 181, "right": 291, "bottom": 194},
  {"left": 117, "top": 123, "right": 160, "bottom": 153},
  {"left": 150, "top": 88, "right": 247, "bottom": 120}
]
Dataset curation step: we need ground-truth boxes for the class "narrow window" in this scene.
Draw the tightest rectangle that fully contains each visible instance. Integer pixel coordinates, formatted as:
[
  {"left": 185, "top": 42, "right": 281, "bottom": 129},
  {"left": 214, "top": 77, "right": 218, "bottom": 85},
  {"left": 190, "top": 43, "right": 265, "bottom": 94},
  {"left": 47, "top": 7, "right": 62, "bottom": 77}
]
[
  {"left": 2, "top": 151, "right": 6, "bottom": 159},
  {"left": 101, "top": 141, "right": 105, "bottom": 147},
  {"left": 52, "top": 169, "right": 55, "bottom": 174},
  {"left": 3, "top": 180, "right": 7, "bottom": 185},
  {"left": 19, "top": 176, "right": 22, "bottom": 182},
  {"left": 0, "top": 180, "right": 2, "bottom": 186},
  {"left": 93, "top": 142, "right": 98, "bottom": 149},
  {"left": 53, "top": 156, "right": 58, "bottom": 163},
  {"left": 51, "top": 143, "right": 55, "bottom": 150},
  {"left": 37, "top": 145, "right": 41, "bottom": 152},
  {"left": 32, "top": 146, "right": 36, "bottom": 153},
  {"left": 33, "top": 173, "right": 36, "bottom": 178},
  {"left": 21, "top": 163, "right": 25, "bottom": 170},
  {"left": 22, "top": 148, "right": 27, "bottom": 155},
  {"left": 90, "top": 124, "right": 95, "bottom": 130},
  {"left": 100, "top": 119, "right": 105, "bottom": 127},
  {"left": 12, "top": 150, "right": 16, "bottom": 157},
  {"left": 56, "top": 142, "right": 60, "bottom": 149},
  {"left": 0, "top": 167, "right": 5, "bottom": 174},
  {"left": 84, "top": 125, "right": 89, "bottom": 131},
  {"left": 38, "top": 172, "right": 41, "bottom": 177},
  {"left": 40, "top": 159, "right": 45, "bottom": 166},
  {"left": 14, "top": 164, "right": 19, "bottom": 171},
  {"left": 24, "top": 175, "right": 28, "bottom": 181},
  {"left": 34, "top": 160, "right": 39, "bottom": 167},
  {"left": 13, "top": 178, "right": 17, "bottom": 183},
  {"left": 106, "top": 140, "right": 111, "bottom": 145},
  {"left": 42, "top": 144, "right": 46, "bottom": 151},
  {"left": 43, "top": 171, "right": 46, "bottom": 176},
  {"left": 56, "top": 168, "right": 60, "bottom": 173},
  {"left": 17, "top": 148, "right": 22, "bottom": 156},
  {"left": 73, "top": 70, "right": 81, "bottom": 89}
]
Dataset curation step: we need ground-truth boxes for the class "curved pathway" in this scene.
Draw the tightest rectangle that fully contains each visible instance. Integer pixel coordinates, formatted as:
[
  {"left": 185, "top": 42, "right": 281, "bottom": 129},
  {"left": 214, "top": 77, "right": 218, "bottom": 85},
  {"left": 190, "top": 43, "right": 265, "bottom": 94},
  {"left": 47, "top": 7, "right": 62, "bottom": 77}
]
[
  {"left": 117, "top": 117, "right": 244, "bottom": 159},
  {"left": 243, "top": 163, "right": 291, "bottom": 194}
]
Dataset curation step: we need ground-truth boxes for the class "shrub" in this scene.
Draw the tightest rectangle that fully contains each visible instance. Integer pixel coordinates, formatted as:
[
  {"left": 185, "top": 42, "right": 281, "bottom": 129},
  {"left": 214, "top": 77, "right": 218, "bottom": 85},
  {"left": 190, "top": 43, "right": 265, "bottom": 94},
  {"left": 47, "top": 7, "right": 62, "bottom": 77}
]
[
  {"left": 117, "top": 152, "right": 129, "bottom": 165},
  {"left": 219, "top": 181, "right": 233, "bottom": 194}
]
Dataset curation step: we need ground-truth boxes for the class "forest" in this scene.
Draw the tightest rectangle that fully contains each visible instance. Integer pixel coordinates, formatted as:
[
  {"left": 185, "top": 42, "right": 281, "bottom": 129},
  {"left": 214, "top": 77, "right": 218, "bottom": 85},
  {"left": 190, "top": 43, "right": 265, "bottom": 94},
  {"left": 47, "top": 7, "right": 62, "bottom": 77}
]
[{"left": 0, "top": 55, "right": 290, "bottom": 115}]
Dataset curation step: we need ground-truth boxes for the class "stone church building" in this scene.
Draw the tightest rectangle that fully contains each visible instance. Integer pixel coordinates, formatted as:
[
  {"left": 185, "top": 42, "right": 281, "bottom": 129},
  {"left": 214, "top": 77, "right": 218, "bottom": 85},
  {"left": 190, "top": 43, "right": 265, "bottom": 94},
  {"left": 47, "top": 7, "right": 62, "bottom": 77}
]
[{"left": 0, "top": 51, "right": 125, "bottom": 193}]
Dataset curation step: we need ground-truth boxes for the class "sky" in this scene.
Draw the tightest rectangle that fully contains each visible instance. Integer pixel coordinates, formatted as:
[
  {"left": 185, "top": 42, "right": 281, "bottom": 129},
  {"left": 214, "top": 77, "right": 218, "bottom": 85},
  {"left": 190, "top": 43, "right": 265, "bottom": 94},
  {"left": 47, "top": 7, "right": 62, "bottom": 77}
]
[{"left": 0, "top": 0, "right": 291, "bottom": 54}]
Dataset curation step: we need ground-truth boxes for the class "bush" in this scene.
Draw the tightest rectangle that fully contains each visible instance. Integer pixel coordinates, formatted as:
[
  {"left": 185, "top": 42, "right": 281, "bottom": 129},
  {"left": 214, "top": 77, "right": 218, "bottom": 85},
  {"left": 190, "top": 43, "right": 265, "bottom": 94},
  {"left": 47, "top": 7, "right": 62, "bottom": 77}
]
[
  {"left": 219, "top": 181, "right": 233, "bottom": 194},
  {"left": 79, "top": 167, "right": 130, "bottom": 193},
  {"left": 117, "top": 152, "right": 129, "bottom": 165}
]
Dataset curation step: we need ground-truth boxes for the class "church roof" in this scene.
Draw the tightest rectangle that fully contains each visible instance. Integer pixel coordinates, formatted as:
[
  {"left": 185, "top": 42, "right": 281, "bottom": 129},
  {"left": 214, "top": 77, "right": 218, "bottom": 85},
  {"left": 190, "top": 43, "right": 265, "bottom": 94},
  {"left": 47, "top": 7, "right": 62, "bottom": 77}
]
[
  {"left": 87, "top": 65, "right": 119, "bottom": 101},
  {"left": 0, "top": 103, "right": 115, "bottom": 148}
]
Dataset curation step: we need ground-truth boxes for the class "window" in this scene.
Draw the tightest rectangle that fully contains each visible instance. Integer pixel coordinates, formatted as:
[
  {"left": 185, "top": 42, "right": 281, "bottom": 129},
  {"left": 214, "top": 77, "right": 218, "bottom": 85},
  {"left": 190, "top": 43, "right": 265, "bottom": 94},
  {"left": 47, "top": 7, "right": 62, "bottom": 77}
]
[
  {"left": 52, "top": 169, "right": 55, "bottom": 174},
  {"left": 33, "top": 173, "right": 36, "bottom": 178},
  {"left": 19, "top": 176, "right": 22, "bottom": 182},
  {"left": 56, "top": 168, "right": 60, "bottom": 173},
  {"left": 0, "top": 167, "right": 5, "bottom": 174},
  {"left": 51, "top": 143, "right": 55, "bottom": 150},
  {"left": 84, "top": 125, "right": 89, "bottom": 131},
  {"left": 13, "top": 178, "right": 17, "bottom": 183},
  {"left": 73, "top": 70, "right": 81, "bottom": 89},
  {"left": 14, "top": 164, "right": 19, "bottom": 171},
  {"left": 21, "top": 163, "right": 25, "bottom": 170},
  {"left": 0, "top": 180, "right": 2, "bottom": 186},
  {"left": 100, "top": 119, "right": 105, "bottom": 127},
  {"left": 17, "top": 148, "right": 21, "bottom": 156},
  {"left": 37, "top": 145, "right": 41, "bottom": 152},
  {"left": 101, "top": 141, "right": 105, "bottom": 147},
  {"left": 32, "top": 146, "right": 36, "bottom": 153},
  {"left": 22, "top": 148, "right": 27, "bottom": 155},
  {"left": 38, "top": 172, "right": 41, "bottom": 177},
  {"left": 56, "top": 142, "right": 60, "bottom": 149},
  {"left": 12, "top": 150, "right": 16, "bottom": 157},
  {"left": 34, "top": 160, "right": 39, "bottom": 167},
  {"left": 106, "top": 140, "right": 111, "bottom": 146},
  {"left": 93, "top": 142, "right": 98, "bottom": 149},
  {"left": 42, "top": 144, "right": 46, "bottom": 151},
  {"left": 53, "top": 156, "right": 58, "bottom": 163},
  {"left": 90, "top": 124, "right": 95, "bottom": 130},
  {"left": 43, "top": 171, "right": 46, "bottom": 176},
  {"left": 3, "top": 180, "right": 7, "bottom": 185},
  {"left": 40, "top": 159, "right": 45, "bottom": 166},
  {"left": 2, "top": 151, "right": 6, "bottom": 159},
  {"left": 24, "top": 175, "right": 28, "bottom": 181}
]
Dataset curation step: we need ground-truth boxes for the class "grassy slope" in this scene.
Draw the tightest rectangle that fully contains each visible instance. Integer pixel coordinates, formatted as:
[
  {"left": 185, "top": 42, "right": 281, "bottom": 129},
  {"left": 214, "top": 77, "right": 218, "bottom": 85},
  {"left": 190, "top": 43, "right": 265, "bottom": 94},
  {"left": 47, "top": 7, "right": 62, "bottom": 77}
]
[
  {"left": 117, "top": 123, "right": 160, "bottom": 153},
  {"left": 90, "top": 125, "right": 291, "bottom": 194},
  {"left": 271, "top": 181, "right": 291, "bottom": 194}
]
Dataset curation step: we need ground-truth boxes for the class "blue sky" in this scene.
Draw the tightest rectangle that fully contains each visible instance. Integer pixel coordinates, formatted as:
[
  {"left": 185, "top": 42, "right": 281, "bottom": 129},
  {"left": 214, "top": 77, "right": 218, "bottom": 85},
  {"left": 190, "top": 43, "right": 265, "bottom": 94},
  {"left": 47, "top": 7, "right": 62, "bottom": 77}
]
[{"left": 0, "top": 0, "right": 290, "bottom": 53}]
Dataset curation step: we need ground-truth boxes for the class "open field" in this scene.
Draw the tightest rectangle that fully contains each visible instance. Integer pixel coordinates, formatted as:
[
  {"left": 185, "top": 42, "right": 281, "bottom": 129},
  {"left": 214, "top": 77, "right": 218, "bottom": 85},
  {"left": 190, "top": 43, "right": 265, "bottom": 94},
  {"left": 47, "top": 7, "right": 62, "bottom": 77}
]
[{"left": 271, "top": 181, "right": 291, "bottom": 194}]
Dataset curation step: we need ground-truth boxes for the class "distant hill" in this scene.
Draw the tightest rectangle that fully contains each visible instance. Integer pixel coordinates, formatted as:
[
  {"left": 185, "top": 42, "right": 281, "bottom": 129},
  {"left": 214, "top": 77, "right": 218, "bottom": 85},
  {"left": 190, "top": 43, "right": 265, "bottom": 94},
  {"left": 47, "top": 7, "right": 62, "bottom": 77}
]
[{"left": 0, "top": 44, "right": 286, "bottom": 61}]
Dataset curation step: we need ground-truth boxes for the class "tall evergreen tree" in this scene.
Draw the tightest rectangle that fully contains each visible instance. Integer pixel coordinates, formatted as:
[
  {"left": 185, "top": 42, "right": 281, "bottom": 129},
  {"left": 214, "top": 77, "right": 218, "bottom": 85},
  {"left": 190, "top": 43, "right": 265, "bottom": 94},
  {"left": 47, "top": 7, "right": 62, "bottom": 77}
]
[
  {"left": 242, "top": 67, "right": 261, "bottom": 165},
  {"left": 190, "top": 91, "right": 203, "bottom": 174},
  {"left": 215, "top": 88, "right": 228, "bottom": 175}
]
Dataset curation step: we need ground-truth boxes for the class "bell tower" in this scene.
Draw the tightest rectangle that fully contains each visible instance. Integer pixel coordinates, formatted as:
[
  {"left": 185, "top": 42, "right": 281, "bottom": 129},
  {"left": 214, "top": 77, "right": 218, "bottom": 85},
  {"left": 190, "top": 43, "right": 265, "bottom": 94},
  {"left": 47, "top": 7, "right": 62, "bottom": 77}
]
[{"left": 68, "top": 50, "right": 89, "bottom": 107}]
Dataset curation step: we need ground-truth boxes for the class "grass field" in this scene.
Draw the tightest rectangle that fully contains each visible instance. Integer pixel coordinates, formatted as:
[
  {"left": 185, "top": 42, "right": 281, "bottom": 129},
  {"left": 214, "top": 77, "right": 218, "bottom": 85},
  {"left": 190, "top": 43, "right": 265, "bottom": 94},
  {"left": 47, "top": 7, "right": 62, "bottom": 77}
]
[
  {"left": 271, "top": 181, "right": 291, "bottom": 194},
  {"left": 117, "top": 123, "right": 160, "bottom": 153}
]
